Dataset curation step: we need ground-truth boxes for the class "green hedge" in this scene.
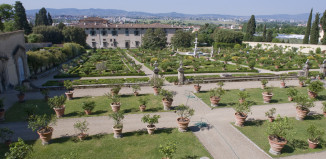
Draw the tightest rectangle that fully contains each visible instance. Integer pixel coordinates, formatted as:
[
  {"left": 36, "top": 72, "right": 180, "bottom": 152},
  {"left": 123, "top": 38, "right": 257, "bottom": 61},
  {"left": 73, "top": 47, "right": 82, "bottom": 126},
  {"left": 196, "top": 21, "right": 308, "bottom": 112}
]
[
  {"left": 54, "top": 72, "right": 146, "bottom": 78},
  {"left": 42, "top": 78, "right": 149, "bottom": 86},
  {"left": 159, "top": 69, "right": 258, "bottom": 75}
]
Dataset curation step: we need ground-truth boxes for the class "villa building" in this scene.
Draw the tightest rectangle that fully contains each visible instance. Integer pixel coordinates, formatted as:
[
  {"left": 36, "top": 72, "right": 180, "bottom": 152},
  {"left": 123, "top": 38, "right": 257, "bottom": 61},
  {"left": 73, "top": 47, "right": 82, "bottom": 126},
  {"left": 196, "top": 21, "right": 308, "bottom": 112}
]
[{"left": 75, "top": 17, "right": 183, "bottom": 49}]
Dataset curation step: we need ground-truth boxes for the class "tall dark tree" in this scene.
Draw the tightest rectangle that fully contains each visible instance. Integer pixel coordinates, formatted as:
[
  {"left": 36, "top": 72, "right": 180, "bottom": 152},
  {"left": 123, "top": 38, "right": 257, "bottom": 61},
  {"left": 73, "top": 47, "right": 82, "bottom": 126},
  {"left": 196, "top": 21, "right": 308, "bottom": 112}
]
[
  {"left": 212, "top": 29, "right": 244, "bottom": 44},
  {"left": 14, "top": 1, "right": 31, "bottom": 34},
  {"left": 303, "top": 9, "right": 313, "bottom": 44},
  {"left": 266, "top": 30, "right": 273, "bottom": 42},
  {"left": 262, "top": 24, "right": 267, "bottom": 42},
  {"left": 0, "top": 4, "right": 14, "bottom": 31},
  {"left": 320, "top": 10, "right": 326, "bottom": 45},
  {"left": 62, "top": 26, "right": 87, "bottom": 46},
  {"left": 47, "top": 12, "right": 53, "bottom": 26},
  {"left": 171, "top": 30, "right": 193, "bottom": 48},
  {"left": 244, "top": 15, "right": 256, "bottom": 41},
  {"left": 35, "top": 8, "right": 49, "bottom": 26},
  {"left": 310, "top": 13, "right": 320, "bottom": 44},
  {"left": 142, "top": 28, "right": 167, "bottom": 50}
]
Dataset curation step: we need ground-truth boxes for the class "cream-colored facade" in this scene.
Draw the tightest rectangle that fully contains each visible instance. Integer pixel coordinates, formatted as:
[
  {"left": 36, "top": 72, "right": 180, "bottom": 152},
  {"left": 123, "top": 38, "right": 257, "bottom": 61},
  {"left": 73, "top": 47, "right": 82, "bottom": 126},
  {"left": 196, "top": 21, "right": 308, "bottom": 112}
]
[
  {"left": 0, "top": 31, "right": 30, "bottom": 93},
  {"left": 75, "top": 17, "right": 182, "bottom": 49}
]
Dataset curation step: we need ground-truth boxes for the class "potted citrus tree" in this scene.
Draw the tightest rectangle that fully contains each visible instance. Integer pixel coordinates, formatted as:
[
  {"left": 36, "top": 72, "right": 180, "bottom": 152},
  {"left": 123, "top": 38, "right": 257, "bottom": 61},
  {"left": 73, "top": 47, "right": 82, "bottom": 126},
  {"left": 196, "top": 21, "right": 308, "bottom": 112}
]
[
  {"left": 265, "top": 108, "right": 276, "bottom": 122},
  {"left": 109, "top": 112, "right": 124, "bottom": 138},
  {"left": 261, "top": 79, "right": 268, "bottom": 89},
  {"left": 73, "top": 120, "right": 89, "bottom": 141},
  {"left": 238, "top": 91, "right": 249, "bottom": 104},
  {"left": 15, "top": 86, "right": 26, "bottom": 103},
  {"left": 48, "top": 95, "right": 66, "bottom": 118},
  {"left": 160, "top": 89, "right": 175, "bottom": 110},
  {"left": 294, "top": 94, "right": 315, "bottom": 120},
  {"left": 193, "top": 77, "right": 203, "bottom": 93},
  {"left": 141, "top": 114, "right": 160, "bottom": 135},
  {"left": 111, "top": 85, "right": 122, "bottom": 96},
  {"left": 149, "top": 76, "right": 164, "bottom": 95},
  {"left": 0, "top": 98, "right": 5, "bottom": 121},
  {"left": 64, "top": 80, "right": 74, "bottom": 100},
  {"left": 28, "top": 114, "right": 56, "bottom": 145},
  {"left": 307, "top": 124, "right": 325, "bottom": 149},
  {"left": 131, "top": 84, "right": 141, "bottom": 96},
  {"left": 138, "top": 97, "right": 148, "bottom": 112},
  {"left": 4, "top": 138, "right": 32, "bottom": 158},
  {"left": 0, "top": 128, "right": 14, "bottom": 146},
  {"left": 176, "top": 104, "right": 194, "bottom": 132},
  {"left": 40, "top": 88, "right": 49, "bottom": 101},
  {"left": 279, "top": 74, "right": 287, "bottom": 88},
  {"left": 308, "top": 81, "right": 324, "bottom": 98},
  {"left": 82, "top": 101, "right": 96, "bottom": 115},
  {"left": 322, "top": 101, "right": 326, "bottom": 117},
  {"left": 266, "top": 115, "right": 293, "bottom": 155},
  {"left": 107, "top": 94, "right": 121, "bottom": 112},
  {"left": 159, "top": 141, "right": 177, "bottom": 159},
  {"left": 286, "top": 88, "right": 298, "bottom": 101},
  {"left": 262, "top": 87, "right": 273, "bottom": 103},
  {"left": 209, "top": 87, "right": 225, "bottom": 107},
  {"left": 298, "top": 76, "right": 306, "bottom": 87},
  {"left": 234, "top": 101, "right": 252, "bottom": 127}
]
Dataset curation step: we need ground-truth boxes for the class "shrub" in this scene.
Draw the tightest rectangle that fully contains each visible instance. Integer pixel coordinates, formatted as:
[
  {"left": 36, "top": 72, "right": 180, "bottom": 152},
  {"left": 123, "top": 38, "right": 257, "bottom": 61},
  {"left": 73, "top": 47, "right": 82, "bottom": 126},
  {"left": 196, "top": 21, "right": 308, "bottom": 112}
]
[
  {"left": 64, "top": 80, "right": 73, "bottom": 92},
  {"left": 74, "top": 120, "right": 89, "bottom": 135},
  {"left": 286, "top": 88, "right": 298, "bottom": 97},
  {"left": 160, "top": 89, "right": 176, "bottom": 100},
  {"left": 111, "top": 85, "right": 122, "bottom": 94},
  {"left": 209, "top": 87, "right": 225, "bottom": 97},
  {"left": 175, "top": 104, "right": 194, "bottom": 121},
  {"left": 159, "top": 141, "right": 177, "bottom": 159},
  {"left": 322, "top": 101, "right": 326, "bottom": 112},
  {"left": 82, "top": 101, "right": 96, "bottom": 111},
  {"left": 261, "top": 79, "right": 268, "bottom": 86},
  {"left": 266, "top": 115, "right": 293, "bottom": 140},
  {"left": 131, "top": 84, "right": 141, "bottom": 92},
  {"left": 263, "top": 87, "right": 273, "bottom": 95},
  {"left": 48, "top": 95, "right": 66, "bottom": 109},
  {"left": 298, "top": 76, "right": 306, "bottom": 83},
  {"left": 265, "top": 108, "right": 276, "bottom": 117},
  {"left": 5, "top": 138, "right": 32, "bottom": 159},
  {"left": 109, "top": 112, "right": 124, "bottom": 129},
  {"left": 141, "top": 114, "right": 160, "bottom": 127},
  {"left": 238, "top": 91, "right": 249, "bottom": 100},
  {"left": 294, "top": 94, "right": 315, "bottom": 110},
  {"left": 106, "top": 94, "right": 120, "bottom": 104},
  {"left": 149, "top": 76, "right": 164, "bottom": 88},
  {"left": 0, "top": 128, "right": 14, "bottom": 142},
  {"left": 233, "top": 101, "right": 252, "bottom": 115},
  {"left": 138, "top": 97, "right": 148, "bottom": 105},
  {"left": 308, "top": 81, "right": 324, "bottom": 93},
  {"left": 28, "top": 114, "right": 55, "bottom": 132},
  {"left": 307, "top": 124, "right": 324, "bottom": 143}
]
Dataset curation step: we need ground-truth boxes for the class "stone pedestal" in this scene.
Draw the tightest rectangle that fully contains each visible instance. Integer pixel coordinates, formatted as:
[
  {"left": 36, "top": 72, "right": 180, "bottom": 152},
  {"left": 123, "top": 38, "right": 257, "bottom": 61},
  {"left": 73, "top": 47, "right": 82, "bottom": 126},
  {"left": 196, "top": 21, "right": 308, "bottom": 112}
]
[
  {"left": 320, "top": 63, "right": 326, "bottom": 77},
  {"left": 303, "top": 63, "right": 310, "bottom": 78},
  {"left": 178, "top": 68, "right": 184, "bottom": 85}
]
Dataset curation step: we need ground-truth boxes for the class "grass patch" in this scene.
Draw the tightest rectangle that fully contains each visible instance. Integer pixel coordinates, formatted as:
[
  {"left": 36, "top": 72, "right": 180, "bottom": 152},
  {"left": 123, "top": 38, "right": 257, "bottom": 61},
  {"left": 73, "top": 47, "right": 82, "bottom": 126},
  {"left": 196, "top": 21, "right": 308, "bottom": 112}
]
[
  {"left": 235, "top": 117, "right": 326, "bottom": 157},
  {"left": 0, "top": 128, "right": 212, "bottom": 159},
  {"left": 5, "top": 94, "right": 164, "bottom": 122},
  {"left": 195, "top": 86, "right": 326, "bottom": 108}
]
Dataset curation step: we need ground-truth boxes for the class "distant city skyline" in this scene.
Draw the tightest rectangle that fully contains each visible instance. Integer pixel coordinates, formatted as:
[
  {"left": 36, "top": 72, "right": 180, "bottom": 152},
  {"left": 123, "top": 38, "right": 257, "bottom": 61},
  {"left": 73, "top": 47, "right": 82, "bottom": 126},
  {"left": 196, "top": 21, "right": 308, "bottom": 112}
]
[{"left": 2, "top": 0, "right": 326, "bottom": 16}]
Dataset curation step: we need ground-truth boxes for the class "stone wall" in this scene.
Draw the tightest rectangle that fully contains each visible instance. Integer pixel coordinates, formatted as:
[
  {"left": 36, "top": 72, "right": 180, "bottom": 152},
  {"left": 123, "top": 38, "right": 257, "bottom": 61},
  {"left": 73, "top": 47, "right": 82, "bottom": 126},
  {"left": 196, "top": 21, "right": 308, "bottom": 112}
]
[
  {"left": 25, "top": 42, "right": 52, "bottom": 51},
  {"left": 244, "top": 42, "right": 326, "bottom": 54}
]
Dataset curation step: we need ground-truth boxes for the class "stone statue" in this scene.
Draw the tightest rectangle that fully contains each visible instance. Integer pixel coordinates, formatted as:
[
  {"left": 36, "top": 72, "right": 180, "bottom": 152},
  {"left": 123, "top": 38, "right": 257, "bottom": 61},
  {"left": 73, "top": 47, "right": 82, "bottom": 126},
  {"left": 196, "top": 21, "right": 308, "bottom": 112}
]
[
  {"left": 178, "top": 61, "right": 184, "bottom": 85},
  {"left": 320, "top": 59, "right": 326, "bottom": 77}
]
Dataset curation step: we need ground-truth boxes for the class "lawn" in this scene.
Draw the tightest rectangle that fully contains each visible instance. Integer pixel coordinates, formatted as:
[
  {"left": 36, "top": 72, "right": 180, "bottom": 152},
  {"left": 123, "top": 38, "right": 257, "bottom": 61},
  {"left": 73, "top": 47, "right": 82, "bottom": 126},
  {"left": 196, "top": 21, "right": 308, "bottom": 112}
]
[
  {"left": 5, "top": 94, "right": 165, "bottom": 122},
  {"left": 195, "top": 86, "right": 326, "bottom": 108},
  {"left": 0, "top": 128, "right": 212, "bottom": 159},
  {"left": 235, "top": 117, "right": 326, "bottom": 157}
]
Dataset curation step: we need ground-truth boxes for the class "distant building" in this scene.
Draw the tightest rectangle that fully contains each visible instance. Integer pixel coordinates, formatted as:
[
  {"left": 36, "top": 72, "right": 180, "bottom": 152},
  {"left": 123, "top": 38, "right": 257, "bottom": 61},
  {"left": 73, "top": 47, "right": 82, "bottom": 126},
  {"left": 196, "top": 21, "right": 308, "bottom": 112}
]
[
  {"left": 0, "top": 31, "right": 30, "bottom": 93},
  {"left": 74, "top": 17, "right": 182, "bottom": 49},
  {"left": 320, "top": 25, "right": 324, "bottom": 42}
]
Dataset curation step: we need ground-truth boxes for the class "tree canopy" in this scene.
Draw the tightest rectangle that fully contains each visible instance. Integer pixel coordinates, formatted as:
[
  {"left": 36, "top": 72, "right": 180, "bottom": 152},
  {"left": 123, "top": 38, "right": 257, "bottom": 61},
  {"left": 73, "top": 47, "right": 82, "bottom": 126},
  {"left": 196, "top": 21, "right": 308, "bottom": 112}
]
[
  {"left": 310, "top": 13, "right": 320, "bottom": 44},
  {"left": 62, "top": 26, "right": 87, "bottom": 46},
  {"left": 212, "top": 29, "right": 244, "bottom": 44},
  {"left": 320, "top": 10, "right": 326, "bottom": 45},
  {"left": 35, "top": 8, "right": 52, "bottom": 26},
  {"left": 244, "top": 15, "right": 256, "bottom": 41},
  {"left": 0, "top": 4, "right": 14, "bottom": 31},
  {"left": 171, "top": 30, "right": 193, "bottom": 48},
  {"left": 141, "top": 28, "right": 167, "bottom": 50},
  {"left": 14, "top": 1, "right": 31, "bottom": 34},
  {"left": 303, "top": 9, "right": 313, "bottom": 44}
]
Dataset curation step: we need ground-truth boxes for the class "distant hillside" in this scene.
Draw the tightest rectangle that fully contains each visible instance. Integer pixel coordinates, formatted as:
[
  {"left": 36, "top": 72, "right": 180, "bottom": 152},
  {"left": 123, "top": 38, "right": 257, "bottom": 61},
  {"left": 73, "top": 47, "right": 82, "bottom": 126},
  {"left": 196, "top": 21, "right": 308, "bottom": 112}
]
[{"left": 26, "top": 8, "right": 309, "bottom": 21}]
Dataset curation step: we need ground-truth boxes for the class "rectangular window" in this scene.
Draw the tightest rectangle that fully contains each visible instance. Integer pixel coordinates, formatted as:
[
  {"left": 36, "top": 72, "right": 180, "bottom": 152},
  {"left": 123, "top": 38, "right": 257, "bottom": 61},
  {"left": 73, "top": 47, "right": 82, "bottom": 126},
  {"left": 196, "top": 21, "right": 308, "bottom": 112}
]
[
  {"left": 102, "top": 30, "right": 107, "bottom": 36},
  {"left": 134, "top": 31, "right": 139, "bottom": 36},
  {"left": 112, "top": 30, "right": 118, "bottom": 36},
  {"left": 110, "top": 39, "right": 112, "bottom": 42},
  {"left": 103, "top": 42, "right": 108, "bottom": 48},
  {"left": 125, "top": 30, "right": 129, "bottom": 36},
  {"left": 135, "top": 41, "right": 140, "bottom": 48},
  {"left": 90, "top": 30, "right": 96, "bottom": 36},
  {"left": 92, "top": 42, "right": 96, "bottom": 48}
]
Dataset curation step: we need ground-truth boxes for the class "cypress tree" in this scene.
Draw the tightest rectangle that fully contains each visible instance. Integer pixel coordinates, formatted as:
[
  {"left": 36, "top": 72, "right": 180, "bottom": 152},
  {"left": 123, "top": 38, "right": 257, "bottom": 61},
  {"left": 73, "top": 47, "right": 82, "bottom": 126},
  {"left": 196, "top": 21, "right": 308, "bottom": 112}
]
[
  {"left": 262, "top": 24, "right": 267, "bottom": 42},
  {"left": 310, "top": 13, "right": 320, "bottom": 44},
  {"left": 244, "top": 15, "right": 256, "bottom": 41},
  {"left": 303, "top": 9, "right": 313, "bottom": 44},
  {"left": 48, "top": 12, "right": 53, "bottom": 26},
  {"left": 266, "top": 30, "right": 273, "bottom": 42},
  {"left": 14, "top": 1, "right": 31, "bottom": 34},
  {"left": 320, "top": 10, "right": 326, "bottom": 45},
  {"left": 35, "top": 8, "right": 48, "bottom": 26}
]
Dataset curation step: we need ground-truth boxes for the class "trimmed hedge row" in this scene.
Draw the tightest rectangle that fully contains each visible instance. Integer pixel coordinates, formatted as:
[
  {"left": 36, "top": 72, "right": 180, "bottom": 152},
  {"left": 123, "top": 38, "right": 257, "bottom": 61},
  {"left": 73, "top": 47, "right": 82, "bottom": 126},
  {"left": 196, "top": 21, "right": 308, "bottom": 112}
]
[
  {"left": 42, "top": 77, "right": 150, "bottom": 86},
  {"left": 54, "top": 72, "right": 146, "bottom": 78},
  {"left": 159, "top": 69, "right": 258, "bottom": 75}
]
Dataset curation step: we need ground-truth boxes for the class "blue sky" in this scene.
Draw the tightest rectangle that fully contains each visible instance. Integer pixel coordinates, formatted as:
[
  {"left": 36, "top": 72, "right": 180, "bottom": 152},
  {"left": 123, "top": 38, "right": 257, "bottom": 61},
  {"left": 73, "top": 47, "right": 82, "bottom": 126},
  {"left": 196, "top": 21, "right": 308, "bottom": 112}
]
[{"left": 2, "top": 0, "right": 326, "bottom": 16}]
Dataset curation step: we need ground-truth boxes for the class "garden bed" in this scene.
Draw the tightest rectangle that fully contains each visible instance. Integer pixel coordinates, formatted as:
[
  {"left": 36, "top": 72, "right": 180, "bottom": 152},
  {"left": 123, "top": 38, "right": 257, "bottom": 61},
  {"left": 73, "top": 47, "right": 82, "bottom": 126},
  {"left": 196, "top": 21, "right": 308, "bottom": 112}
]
[
  {"left": 234, "top": 117, "right": 326, "bottom": 157},
  {"left": 0, "top": 128, "right": 212, "bottom": 159},
  {"left": 42, "top": 78, "right": 150, "bottom": 87}
]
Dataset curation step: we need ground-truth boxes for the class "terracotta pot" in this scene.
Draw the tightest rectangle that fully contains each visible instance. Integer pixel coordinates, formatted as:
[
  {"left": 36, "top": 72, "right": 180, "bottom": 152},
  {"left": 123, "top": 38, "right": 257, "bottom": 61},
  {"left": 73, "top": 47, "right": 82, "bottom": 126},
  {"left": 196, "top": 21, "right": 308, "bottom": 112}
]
[
  {"left": 162, "top": 98, "right": 173, "bottom": 110},
  {"left": 194, "top": 85, "right": 201, "bottom": 93},
  {"left": 84, "top": 110, "right": 92, "bottom": 115},
  {"left": 268, "top": 136, "right": 287, "bottom": 155},
  {"left": 112, "top": 127, "right": 123, "bottom": 138},
  {"left": 288, "top": 96, "right": 293, "bottom": 101},
  {"left": 308, "top": 139, "right": 319, "bottom": 149},
  {"left": 239, "top": 99, "right": 245, "bottom": 104},
  {"left": 268, "top": 116, "right": 275, "bottom": 122},
  {"left": 153, "top": 87, "right": 159, "bottom": 96},
  {"left": 280, "top": 82, "right": 286, "bottom": 88},
  {"left": 65, "top": 92, "right": 74, "bottom": 100},
  {"left": 0, "top": 109, "right": 5, "bottom": 121},
  {"left": 146, "top": 125, "right": 156, "bottom": 135},
  {"left": 299, "top": 82, "right": 304, "bottom": 87},
  {"left": 78, "top": 133, "right": 87, "bottom": 141},
  {"left": 275, "top": 65, "right": 279, "bottom": 69},
  {"left": 174, "top": 81, "right": 178, "bottom": 85},
  {"left": 17, "top": 94, "right": 25, "bottom": 103},
  {"left": 234, "top": 113, "right": 247, "bottom": 127},
  {"left": 37, "top": 127, "right": 53, "bottom": 145},
  {"left": 53, "top": 106, "right": 65, "bottom": 118},
  {"left": 134, "top": 92, "right": 139, "bottom": 96},
  {"left": 177, "top": 118, "right": 190, "bottom": 132},
  {"left": 262, "top": 93, "right": 273, "bottom": 103},
  {"left": 111, "top": 103, "right": 121, "bottom": 112},
  {"left": 210, "top": 96, "right": 220, "bottom": 107},
  {"left": 323, "top": 112, "right": 326, "bottom": 117},
  {"left": 261, "top": 85, "right": 266, "bottom": 89},
  {"left": 296, "top": 107, "right": 310, "bottom": 120},
  {"left": 139, "top": 105, "right": 146, "bottom": 112},
  {"left": 308, "top": 91, "right": 317, "bottom": 98}
]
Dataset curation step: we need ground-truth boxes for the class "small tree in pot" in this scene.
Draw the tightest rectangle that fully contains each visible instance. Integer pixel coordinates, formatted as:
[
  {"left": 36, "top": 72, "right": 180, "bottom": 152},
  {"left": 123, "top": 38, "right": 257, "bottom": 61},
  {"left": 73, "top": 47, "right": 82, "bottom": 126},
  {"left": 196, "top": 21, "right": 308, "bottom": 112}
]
[
  {"left": 141, "top": 114, "right": 160, "bottom": 135},
  {"left": 40, "top": 88, "right": 49, "bottom": 101},
  {"left": 262, "top": 87, "right": 273, "bottom": 103},
  {"left": 28, "top": 114, "right": 56, "bottom": 145},
  {"left": 322, "top": 101, "right": 326, "bottom": 117},
  {"left": 4, "top": 138, "right": 32, "bottom": 159},
  {"left": 298, "top": 76, "right": 306, "bottom": 87},
  {"left": 160, "top": 89, "right": 176, "bottom": 110},
  {"left": 0, "top": 98, "right": 5, "bottom": 121},
  {"left": 176, "top": 104, "right": 194, "bottom": 132},
  {"left": 111, "top": 85, "right": 122, "bottom": 96},
  {"left": 279, "top": 74, "right": 287, "bottom": 88},
  {"left": 307, "top": 124, "right": 325, "bottom": 149},
  {"left": 138, "top": 97, "right": 148, "bottom": 112},
  {"left": 261, "top": 79, "right": 268, "bottom": 89},
  {"left": 73, "top": 120, "right": 89, "bottom": 141},
  {"left": 266, "top": 115, "right": 293, "bottom": 155},
  {"left": 238, "top": 91, "right": 249, "bottom": 104},
  {"left": 286, "top": 88, "right": 298, "bottom": 101},
  {"left": 293, "top": 94, "right": 315, "bottom": 120},
  {"left": 159, "top": 141, "right": 177, "bottom": 159},
  {"left": 149, "top": 76, "right": 164, "bottom": 95},
  {"left": 308, "top": 81, "right": 324, "bottom": 98},
  {"left": 106, "top": 94, "right": 121, "bottom": 112},
  {"left": 15, "top": 85, "right": 26, "bottom": 103},
  {"left": 265, "top": 108, "right": 276, "bottom": 122},
  {"left": 209, "top": 87, "right": 225, "bottom": 107},
  {"left": 48, "top": 95, "right": 66, "bottom": 118},
  {"left": 64, "top": 80, "right": 74, "bottom": 100},
  {"left": 0, "top": 128, "right": 14, "bottom": 146},
  {"left": 109, "top": 112, "right": 124, "bottom": 138},
  {"left": 82, "top": 101, "right": 96, "bottom": 115},
  {"left": 131, "top": 85, "right": 141, "bottom": 96},
  {"left": 193, "top": 77, "right": 203, "bottom": 93},
  {"left": 234, "top": 101, "right": 252, "bottom": 127}
]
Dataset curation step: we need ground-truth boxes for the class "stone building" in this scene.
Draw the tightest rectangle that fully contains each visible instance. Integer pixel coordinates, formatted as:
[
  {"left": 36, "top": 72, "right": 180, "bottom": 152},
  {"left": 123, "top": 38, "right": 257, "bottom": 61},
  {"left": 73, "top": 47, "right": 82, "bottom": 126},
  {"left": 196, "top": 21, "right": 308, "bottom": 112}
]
[
  {"left": 75, "top": 17, "right": 182, "bottom": 49},
  {"left": 0, "top": 31, "right": 30, "bottom": 93}
]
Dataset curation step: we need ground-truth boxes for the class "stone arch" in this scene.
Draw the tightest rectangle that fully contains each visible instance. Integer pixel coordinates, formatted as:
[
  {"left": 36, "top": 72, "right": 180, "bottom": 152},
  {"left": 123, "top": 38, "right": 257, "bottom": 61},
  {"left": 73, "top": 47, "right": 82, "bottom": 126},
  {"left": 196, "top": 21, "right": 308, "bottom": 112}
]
[{"left": 12, "top": 45, "right": 29, "bottom": 84}]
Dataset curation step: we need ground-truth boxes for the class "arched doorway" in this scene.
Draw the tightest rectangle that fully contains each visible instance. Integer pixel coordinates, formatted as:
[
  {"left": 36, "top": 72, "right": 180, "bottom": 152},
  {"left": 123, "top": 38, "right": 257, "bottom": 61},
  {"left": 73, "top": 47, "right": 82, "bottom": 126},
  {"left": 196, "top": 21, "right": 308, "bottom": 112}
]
[{"left": 17, "top": 57, "right": 25, "bottom": 83}]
